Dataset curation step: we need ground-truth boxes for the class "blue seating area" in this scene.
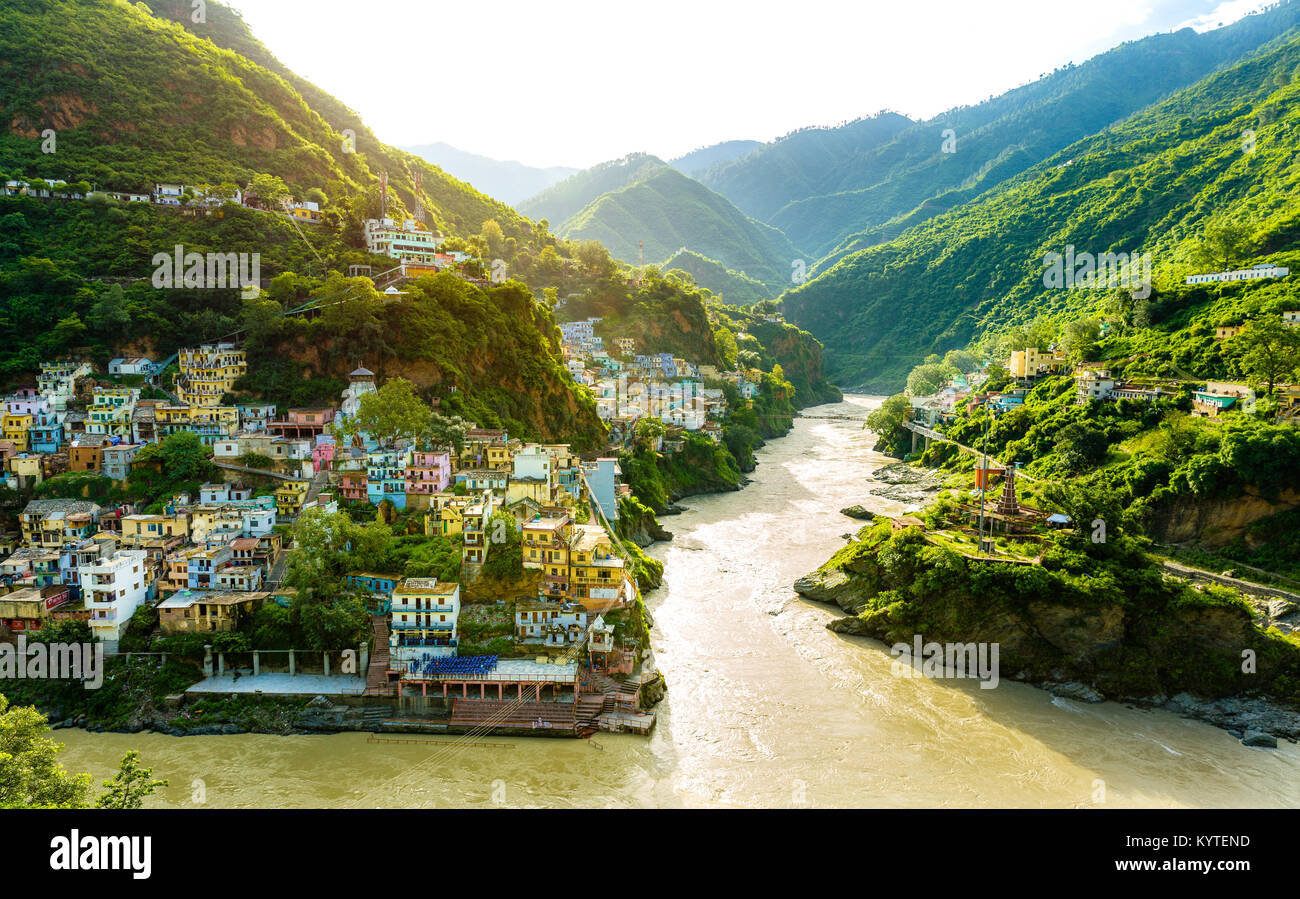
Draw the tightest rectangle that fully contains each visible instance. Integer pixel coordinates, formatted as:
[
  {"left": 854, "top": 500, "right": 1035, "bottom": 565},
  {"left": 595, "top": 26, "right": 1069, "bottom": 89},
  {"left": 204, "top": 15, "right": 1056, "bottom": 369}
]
[{"left": 408, "top": 654, "right": 499, "bottom": 678}]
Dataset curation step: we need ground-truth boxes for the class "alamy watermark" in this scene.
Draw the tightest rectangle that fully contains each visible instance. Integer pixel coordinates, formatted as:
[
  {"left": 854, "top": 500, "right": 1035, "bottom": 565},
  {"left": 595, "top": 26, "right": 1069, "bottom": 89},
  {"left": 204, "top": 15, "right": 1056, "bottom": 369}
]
[
  {"left": 1042, "top": 245, "right": 1151, "bottom": 300},
  {"left": 0, "top": 638, "right": 104, "bottom": 689},
  {"left": 152, "top": 244, "right": 260, "bottom": 298},
  {"left": 890, "top": 635, "right": 999, "bottom": 689}
]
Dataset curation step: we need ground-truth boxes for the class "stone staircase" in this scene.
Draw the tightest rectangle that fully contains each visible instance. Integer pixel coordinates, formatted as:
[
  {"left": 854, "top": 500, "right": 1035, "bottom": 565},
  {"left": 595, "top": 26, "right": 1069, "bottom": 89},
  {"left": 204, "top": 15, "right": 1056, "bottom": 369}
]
[
  {"left": 365, "top": 614, "right": 392, "bottom": 694},
  {"left": 361, "top": 704, "right": 392, "bottom": 732},
  {"left": 448, "top": 699, "right": 576, "bottom": 732}
]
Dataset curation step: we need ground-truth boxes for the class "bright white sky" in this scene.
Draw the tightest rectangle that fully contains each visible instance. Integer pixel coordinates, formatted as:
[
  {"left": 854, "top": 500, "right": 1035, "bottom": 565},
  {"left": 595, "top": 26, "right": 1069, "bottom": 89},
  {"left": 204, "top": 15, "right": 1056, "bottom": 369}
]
[{"left": 228, "top": 0, "right": 1271, "bottom": 169}]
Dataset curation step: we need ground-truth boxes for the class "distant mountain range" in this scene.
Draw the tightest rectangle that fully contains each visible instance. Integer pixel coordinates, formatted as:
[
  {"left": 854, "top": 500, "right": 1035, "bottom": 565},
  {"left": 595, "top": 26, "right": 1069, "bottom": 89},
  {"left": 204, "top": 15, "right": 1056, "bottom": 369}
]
[
  {"left": 404, "top": 142, "right": 578, "bottom": 207},
  {"left": 669, "top": 140, "right": 761, "bottom": 178},
  {"left": 784, "top": 4, "right": 1300, "bottom": 390}
]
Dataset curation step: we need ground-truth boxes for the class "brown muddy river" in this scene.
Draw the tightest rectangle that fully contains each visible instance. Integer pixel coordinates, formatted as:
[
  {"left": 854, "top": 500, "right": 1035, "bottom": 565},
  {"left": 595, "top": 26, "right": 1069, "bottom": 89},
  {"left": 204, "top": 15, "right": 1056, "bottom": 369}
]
[{"left": 54, "top": 397, "right": 1300, "bottom": 807}]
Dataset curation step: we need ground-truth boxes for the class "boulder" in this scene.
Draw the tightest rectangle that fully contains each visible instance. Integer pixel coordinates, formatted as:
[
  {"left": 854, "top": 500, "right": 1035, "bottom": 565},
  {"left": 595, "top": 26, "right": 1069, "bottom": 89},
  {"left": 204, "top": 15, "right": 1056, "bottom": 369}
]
[
  {"left": 1242, "top": 729, "right": 1277, "bottom": 748},
  {"left": 840, "top": 505, "right": 874, "bottom": 521},
  {"left": 1048, "top": 682, "right": 1105, "bottom": 703},
  {"left": 793, "top": 568, "right": 866, "bottom": 612}
]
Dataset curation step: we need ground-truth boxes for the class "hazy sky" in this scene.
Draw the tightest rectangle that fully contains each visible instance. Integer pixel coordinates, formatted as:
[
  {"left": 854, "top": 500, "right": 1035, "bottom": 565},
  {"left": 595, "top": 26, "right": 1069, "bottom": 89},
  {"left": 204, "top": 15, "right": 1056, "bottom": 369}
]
[{"left": 228, "top": 0, "right": 1271, "bottom": 169}]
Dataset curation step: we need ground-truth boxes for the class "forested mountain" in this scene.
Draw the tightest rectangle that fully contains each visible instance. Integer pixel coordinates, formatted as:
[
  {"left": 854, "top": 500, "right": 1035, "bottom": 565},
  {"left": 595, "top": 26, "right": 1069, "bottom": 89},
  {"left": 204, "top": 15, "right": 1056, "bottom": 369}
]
[
  {"left": 0, "top": 0, "right": 538, "bottom": 242},
  {"left": 560, "top": 165, "right": 801, "bottom": 290},
  {"left": 782, "top": 26, "right": 1300, "bottom": 392},
  {"left": 0, "top": 0, "right": 605, "bottom": 440},
  {"left": 696, "top": 113, "right": 912, "bottom": 225},
  {"left": 405, "top": 142, "right": 577, "bottom": 206},
  {"left": 669, "top": 140, "right": 762, "bottom": 178},
  {"left": 701, "top": 3, "right": 1300, "bottom": 261},
  {"left": 521, "top": 154, "right": 801, "bottom": 291}
]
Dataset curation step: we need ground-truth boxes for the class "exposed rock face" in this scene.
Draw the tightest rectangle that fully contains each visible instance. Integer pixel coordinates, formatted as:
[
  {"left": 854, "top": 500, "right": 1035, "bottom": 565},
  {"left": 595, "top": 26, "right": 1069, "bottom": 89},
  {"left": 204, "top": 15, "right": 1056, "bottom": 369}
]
[
  {"left": 794, "top": 568, "right": 867, "bottom": 613},
  {"left": 796, "top": 532, "right": 1300, "bottom": 741},
  {"left": 1147, "top": 488, "right": 1300, "bottom": 547}
]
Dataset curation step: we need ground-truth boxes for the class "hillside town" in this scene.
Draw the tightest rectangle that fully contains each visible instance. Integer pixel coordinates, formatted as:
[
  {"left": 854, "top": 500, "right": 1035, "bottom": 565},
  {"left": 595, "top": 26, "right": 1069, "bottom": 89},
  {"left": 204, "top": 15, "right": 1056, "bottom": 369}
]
[
  {"left": 0, "top": 309, "right": 779, "bottom": 736},
  {"left": 885, "top": 266, "right": 1300, "bottom": 571}
]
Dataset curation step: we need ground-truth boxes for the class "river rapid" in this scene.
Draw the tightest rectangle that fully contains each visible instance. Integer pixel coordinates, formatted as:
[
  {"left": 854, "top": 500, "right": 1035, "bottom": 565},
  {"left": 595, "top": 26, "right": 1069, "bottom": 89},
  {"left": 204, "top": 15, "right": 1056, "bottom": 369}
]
[{"left": 52, "top": 396, "right": 1300, "bottom": 808}]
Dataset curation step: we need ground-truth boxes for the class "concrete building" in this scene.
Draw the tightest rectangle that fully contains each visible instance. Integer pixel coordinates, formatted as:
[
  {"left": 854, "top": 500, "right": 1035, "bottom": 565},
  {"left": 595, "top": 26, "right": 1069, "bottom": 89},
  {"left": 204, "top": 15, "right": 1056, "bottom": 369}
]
[{"left": 79, "top": 549, "right": 150, "bottom": 647}]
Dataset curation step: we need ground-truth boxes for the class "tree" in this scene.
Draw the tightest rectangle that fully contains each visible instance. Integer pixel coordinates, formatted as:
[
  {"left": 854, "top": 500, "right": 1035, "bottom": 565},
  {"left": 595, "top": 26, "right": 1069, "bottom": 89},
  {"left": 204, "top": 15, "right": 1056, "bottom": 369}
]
[
  {"left": 943, "top": 349, "right": 978, "bottom": 374},
  {"left": 865, "top": 393, "right": 912, "bottom": 456},
  {"left": 906, "top": 362, "right": 952, "bottom": 396},
  {"left": 1233, "top": 315, "right": 1300, "bottom": 396},
  {"left": 134, "top": 431, "right": 216, "bottom": 483},
  {"left": 303, "top": 187, "right": 328, "bottom": 207},
  {"left": 1191, "top": 221, "right": 1252, "bottom": 272},
  {"left": 1053, "top": 421, "right": 1109, "bottom": 473},
  {"left": 288, "top": 509, "right": 392, "bottom": 585},
  {"left": 574, "top": 240, "right": 616, "bottom": 278},
  {"left": 249, "top": 173, "right": 291, "bottom": 210},
  {"left": 423, "top": 412, "right": 471, "bottom": 453},
  {"left": 0, "top": 694, "right": 93, "bottom": 809},
  {"left": 480, "top": 219, "right": 506, "bottom": 258},
  {"left": 1060, "top": 317, "right": 1102, "bottom": 362},
  {"left": 480, "top": 511, "right": 522, "bottom": 582},
  {"left": 633, "top": 417, "right": 666, "bottom": 453},
  {"left": 88, "top": 283, "right": 132, "bottom": 343},
  {"left": 341, "top": 377, "right": 432, "bottom": 447},
  {"left": 95, "top": 750, "right": 168, "bottom": 809},
  {"left": 1041, "top": 478, "right": 1123, "bottom": 541}
]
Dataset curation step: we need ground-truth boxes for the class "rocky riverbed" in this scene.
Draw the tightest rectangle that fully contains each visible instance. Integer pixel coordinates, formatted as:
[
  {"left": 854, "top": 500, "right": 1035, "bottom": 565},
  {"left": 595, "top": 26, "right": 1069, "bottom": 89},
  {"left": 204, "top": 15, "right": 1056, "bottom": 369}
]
[
  {"left": 867, "top": 462, "right": 944, "bottom": 507},
  {"left": 794, "top": 559, "right": 1300, "bottom": 747}
]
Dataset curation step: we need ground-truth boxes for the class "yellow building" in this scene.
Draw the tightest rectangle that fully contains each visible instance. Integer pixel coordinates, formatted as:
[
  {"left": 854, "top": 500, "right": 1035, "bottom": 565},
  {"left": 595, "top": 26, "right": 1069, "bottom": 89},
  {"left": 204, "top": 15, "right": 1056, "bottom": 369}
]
[
  {"left": 2, "top": 412, "right": 32, "bottom": 450},
  {"left": 1214, "top": 325, "right": 1246, "bottom": 340},
  {"left": 86, "top": 387, "right": 137, "bottom": 438},
  {"left": 177, "top": 343, "right": 247, "bottom": 407},
  {"left": 1007, "top": 347, "right": 1064, "bottom": 379},
  {"left": 566, "top": 523, "right": 632, "bottom": 612},
  {"left": 120, "top": 513, "right": 191, "bottom": 542},
  {"left": 8, "top": 455, "right": 44, "bottom": 489},
  {"left": 275, "top": 481, "right": 310, "bottom": 518},
  {"left": 424, "top": 494, "right": 466, "bottom": 538},
  {"left": 524, "top": 514, "right": 572, "bottom": 602}
]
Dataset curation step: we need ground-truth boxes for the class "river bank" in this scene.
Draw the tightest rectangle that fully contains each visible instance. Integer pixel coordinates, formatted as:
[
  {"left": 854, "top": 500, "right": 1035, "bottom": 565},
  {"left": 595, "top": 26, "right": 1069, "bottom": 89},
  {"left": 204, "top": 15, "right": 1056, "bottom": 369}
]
[
  {"left": 48, "top": 397, "right": 1300, "bottom": 808},
  {"left": 794, "top": 513, "right": 1300, "bottom": 747}
]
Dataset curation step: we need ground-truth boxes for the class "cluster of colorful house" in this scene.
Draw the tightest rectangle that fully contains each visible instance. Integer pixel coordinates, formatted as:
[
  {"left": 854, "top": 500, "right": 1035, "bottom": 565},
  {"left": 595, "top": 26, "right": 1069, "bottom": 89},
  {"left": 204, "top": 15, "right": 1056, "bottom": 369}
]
[{"left": 556, "top": 316, "right": 762, "bottom": 445}]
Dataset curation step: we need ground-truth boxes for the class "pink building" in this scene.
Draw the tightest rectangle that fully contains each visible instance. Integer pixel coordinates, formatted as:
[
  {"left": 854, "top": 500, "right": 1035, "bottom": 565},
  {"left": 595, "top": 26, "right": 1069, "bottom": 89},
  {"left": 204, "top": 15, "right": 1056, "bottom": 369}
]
[
  {"left": 405, "top": 450, "right": 451, "bottom": 494},
  {"left": 339, "top": 473, "right": 368, "bottom": 502},
  {"left": 268, "top": 408, "right": 335, "bottom": 439},
  {"left": 312, "top": 438, "right": 336, "bottom": 473}
]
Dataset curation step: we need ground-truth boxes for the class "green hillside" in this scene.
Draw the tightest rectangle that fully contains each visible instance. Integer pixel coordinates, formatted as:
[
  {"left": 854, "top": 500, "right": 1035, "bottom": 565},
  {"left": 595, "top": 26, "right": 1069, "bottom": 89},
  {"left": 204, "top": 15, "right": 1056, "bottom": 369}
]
[
  {"left": 0, "top": 0, "right": 538, "bottom": 244},
  {"left": 663, "top": 249, "right": 773, "bottom": 305},
  {"left": 783, "top": 25, "right": 1300, "bottom": 392},
  {"left": 519, "top": 153, "right": 803, "bottom": 291}
]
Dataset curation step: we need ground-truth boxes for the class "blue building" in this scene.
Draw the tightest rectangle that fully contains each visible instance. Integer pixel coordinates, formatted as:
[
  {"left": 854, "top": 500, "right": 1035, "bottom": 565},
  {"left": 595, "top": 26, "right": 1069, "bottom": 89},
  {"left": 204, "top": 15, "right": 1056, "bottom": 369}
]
[
  {"left": 581, "top": 458, "right": 620, "bottom": 522},
  {"left": 346, "top": 572, "right": 402, "bottom": 597},
  {"left": 366, "top": 448, "right": 408, "bottom": 509}
]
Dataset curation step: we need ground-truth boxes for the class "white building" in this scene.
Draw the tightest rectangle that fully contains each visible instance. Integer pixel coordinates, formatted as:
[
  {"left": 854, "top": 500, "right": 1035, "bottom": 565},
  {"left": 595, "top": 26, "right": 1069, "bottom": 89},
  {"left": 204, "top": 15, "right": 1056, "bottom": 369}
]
[
  {"left": 363, "top": 218, "right": 445, "bottom": 264},
  {"left": 340, "top": 367, "right": 377, "bottom": 420},
  {"left": 79, "top": 549, "right": 150, "bottom": 647},
  {"left": 108, "top": 357, "right": 154, "bottom": 376},
  {"left": 1185, "top": 263, "right": 1290, "bottom": 285},
  {"left": 516, "top": 600, "right": 588, "bottom": 645}
]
